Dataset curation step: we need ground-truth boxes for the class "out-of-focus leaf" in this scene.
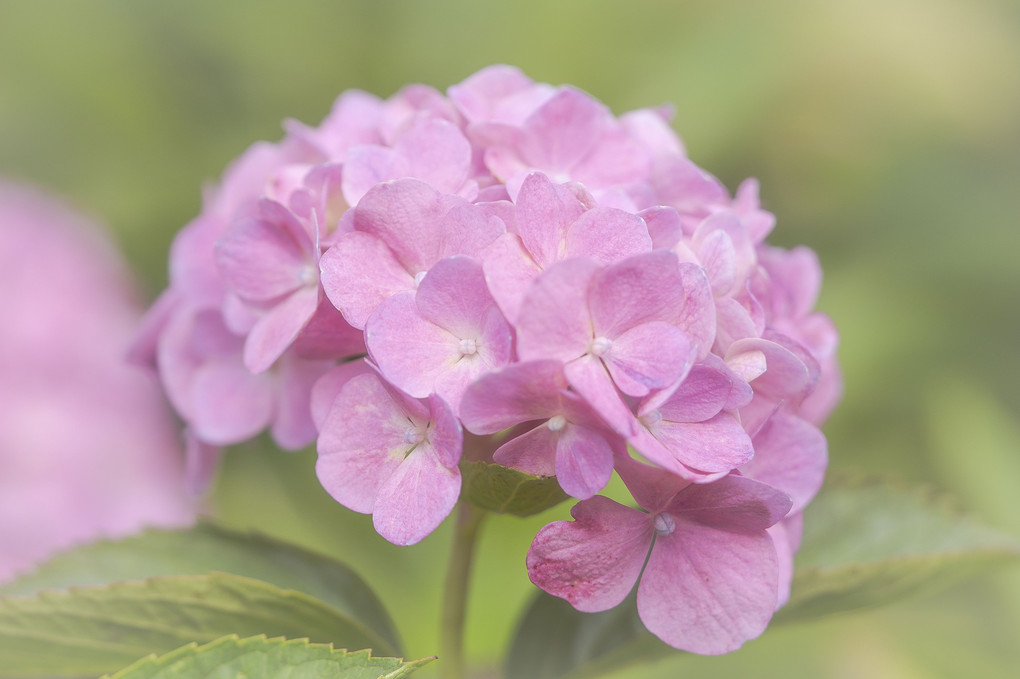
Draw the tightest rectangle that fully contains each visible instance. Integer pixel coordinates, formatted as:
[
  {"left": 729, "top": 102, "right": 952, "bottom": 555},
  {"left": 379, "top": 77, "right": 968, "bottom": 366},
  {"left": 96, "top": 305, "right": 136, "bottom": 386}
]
[
  {"left": 776, "top": 476, "right": 1020, "bottom": 622},
  {"left": 101, "top": 635, "right": 432, "bottom": 679},
  {"left": 460, "top": 461, "right": 568, "bottom": 516},
  {"left": 0, "top": 573, "right": 399, "bottom": 677},
  {"left": 504, "top": 476, "right": 1020, "bottom": 679},
  {"left": 0, "top": 523, "right": 401, "bottom": 657}
]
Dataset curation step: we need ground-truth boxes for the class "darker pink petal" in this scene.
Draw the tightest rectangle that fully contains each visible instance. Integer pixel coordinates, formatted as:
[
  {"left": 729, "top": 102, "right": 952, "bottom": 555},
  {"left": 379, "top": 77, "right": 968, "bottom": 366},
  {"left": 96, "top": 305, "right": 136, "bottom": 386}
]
[{"left": 527, "top": 496, "right": 653, "bottom": 612}]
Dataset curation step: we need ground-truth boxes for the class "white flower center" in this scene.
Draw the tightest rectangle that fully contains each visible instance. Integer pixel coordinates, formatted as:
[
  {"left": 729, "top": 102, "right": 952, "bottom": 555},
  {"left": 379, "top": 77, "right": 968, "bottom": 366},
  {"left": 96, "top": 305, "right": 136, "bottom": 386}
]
[
  {"left": 403, "top": 426, "right": 425, "bottom": 446},
  {"left": 547, "top": 415, "right": 567, "bottom": 432},
  {"left": 458, "top": 338, "right": 478, "bottom": 356},
  {"left": 590, "top": 336, "right": 612, "bottom": 357},
  {"left": 298, "top": 263, "right": 318, "bottom": 287},
  {"left": 653, "top": 513, "right": 676, "bottom": 536}
]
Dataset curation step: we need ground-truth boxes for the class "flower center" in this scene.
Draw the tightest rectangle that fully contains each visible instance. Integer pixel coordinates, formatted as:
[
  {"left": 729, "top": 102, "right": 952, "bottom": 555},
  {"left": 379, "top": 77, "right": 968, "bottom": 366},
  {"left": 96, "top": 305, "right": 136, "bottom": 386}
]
[
  {"left": 414, "top": 271, "right": 427, "bottom": 286},
  {"left": 458, "top": 338, "right": 478, "bottom": 356},
  {"left": 403, "top": 426, "right": 425, "bottom": 446},
  {"left": 653, "top": 513, "right": 676, "bottom": 536},
  {"left": 298, "top": 263, "right": 318, "bottom": 287},
  {"left": 547, "top": 415, "right": 567, "bottom": 432},
  {"left": 590, "top": 336, "right": 612, "bottom": 357}
]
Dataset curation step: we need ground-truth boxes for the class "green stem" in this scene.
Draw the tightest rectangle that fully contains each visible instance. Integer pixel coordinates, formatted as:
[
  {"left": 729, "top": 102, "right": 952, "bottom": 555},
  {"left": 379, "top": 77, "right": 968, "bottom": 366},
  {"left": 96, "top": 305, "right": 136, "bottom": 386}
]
[{"left": 440, "top": 499, "right": 486, "bottom": 679}]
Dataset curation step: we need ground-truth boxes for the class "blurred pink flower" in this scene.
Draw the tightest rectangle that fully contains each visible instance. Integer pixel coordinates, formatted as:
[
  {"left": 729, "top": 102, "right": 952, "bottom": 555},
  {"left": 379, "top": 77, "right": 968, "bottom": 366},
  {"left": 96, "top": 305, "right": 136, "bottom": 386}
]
[{"left": 0, "top": 181, "right": 195, "bottom": 583}]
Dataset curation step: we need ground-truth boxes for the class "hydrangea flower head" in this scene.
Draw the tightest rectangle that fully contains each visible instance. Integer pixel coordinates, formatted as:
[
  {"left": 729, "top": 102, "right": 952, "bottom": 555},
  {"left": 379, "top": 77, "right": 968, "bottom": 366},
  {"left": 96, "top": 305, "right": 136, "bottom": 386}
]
[{"left": 137, "top": 65, "right": 841, "bottom": 653}]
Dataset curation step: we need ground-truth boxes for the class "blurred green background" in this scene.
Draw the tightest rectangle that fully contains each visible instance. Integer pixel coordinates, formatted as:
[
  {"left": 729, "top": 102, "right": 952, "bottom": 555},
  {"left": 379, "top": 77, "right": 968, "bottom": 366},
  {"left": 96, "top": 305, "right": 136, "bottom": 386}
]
[{"left": 2, "top": 0, "right": 1019, "bottom": 676}]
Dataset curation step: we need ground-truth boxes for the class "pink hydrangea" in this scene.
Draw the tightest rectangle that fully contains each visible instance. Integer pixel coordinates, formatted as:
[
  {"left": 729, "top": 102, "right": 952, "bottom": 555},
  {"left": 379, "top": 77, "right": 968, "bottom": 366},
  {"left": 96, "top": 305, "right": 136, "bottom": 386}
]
[
  {"left": 0, "top": 181, "right": 195, "bottom": 583},
  {"left": 137, "top": 65, "right": 841, "bottom": 650}
]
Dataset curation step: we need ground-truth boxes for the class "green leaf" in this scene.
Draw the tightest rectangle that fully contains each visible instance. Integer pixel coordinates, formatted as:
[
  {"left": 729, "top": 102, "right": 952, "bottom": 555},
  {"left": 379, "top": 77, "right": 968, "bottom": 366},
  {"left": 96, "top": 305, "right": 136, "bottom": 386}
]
[
  {"left": 459, "top": 461, "right": 568, "bottom": 516},
  {"left": 776, "top": 475, "right": 1020, "bottom": 622},
  {"left": 503, "top": 476, "right": 1020, "bottom": 679},
  {"left": 101, "top": 635, "right": 433, "bottom": 679},
  {"left": 1, "top": 523, "right": 401, "bottom": 657},
  {"left": 0, "top": 572, "right": 401, "bottom": 677}
]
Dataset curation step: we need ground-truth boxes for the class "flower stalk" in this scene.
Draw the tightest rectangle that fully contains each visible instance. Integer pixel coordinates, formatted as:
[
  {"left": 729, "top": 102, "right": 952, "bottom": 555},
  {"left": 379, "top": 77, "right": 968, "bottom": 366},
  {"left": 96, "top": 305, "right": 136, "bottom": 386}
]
[{"left": 440, "top": 499, "right": 486, "bottom": 679}]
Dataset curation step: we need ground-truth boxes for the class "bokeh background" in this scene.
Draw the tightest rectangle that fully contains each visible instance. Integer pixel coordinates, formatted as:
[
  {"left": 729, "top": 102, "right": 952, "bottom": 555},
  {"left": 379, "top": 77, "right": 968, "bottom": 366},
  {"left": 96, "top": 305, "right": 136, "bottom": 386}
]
[{"left": 2, "top": 0, "right": 1019, "bottom": 676}]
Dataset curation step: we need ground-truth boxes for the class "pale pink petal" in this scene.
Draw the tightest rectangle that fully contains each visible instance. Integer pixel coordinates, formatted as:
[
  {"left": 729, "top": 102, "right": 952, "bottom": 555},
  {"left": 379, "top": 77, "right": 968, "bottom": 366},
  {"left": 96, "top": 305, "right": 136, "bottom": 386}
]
[
  {"left": 638, "top": 206, "right": 683, "bottom": 250},
  {"left": 742, "top": 412, "right": 827, "bottom": 512},
  {"left": 676, "top": 263, "right": 717, "bottom": 359},
  {"left": 588, "top": 251, "right": 686, "bottom": 338},
  {"left": 189, "top": 357, "right": 274, "bottom": 445},
  {"left": 554, "top": 424, "right": 614, "bottom": 499},
  {"left": 726, "top": 337, "right": 812, "bottom": 400},
  {"left": 667, "top": 474, "right": 792, "bottom": 532},
  {"left": 291, "top": 297, "right": 366, "bottom": 360},
  {"left": 602, "top": 321, "right": 692, "bottom": 397},
  {"left": 653, "top": 362, "right": 734, "bottom": 423},
  {"left": 365, "top": 291, "right": 458, "bottom": 398},
  {"left": 517, "top": 258, "right": 599, "bottom": 363},
  {"left": 520, "top": 88, "right": 608, "bottom": 174},
  {"left": 183, "top": 431, "right": 222, "bottom": 496},
  {"left": 493, "top": 424, "right": 558, "bottom": 477},
  {"left": 242, "top": 285, "right": 319, "bottom": 373},
  {"left": 319, "top": 231, "right": 415, "bottom": 329},
  {"left": 565, "top": 355, "right": 636, "bottom": 437},
  {"left": 373, "top": 446, "right": 461, "bottom": 545},
  {"left": 638, "top": 523, "right": 778, "bottom": 654},
  {"left": 426, "top": 393, "right": 463, "bottom": 469},
  {"left": 647, "top": 413, "right": 754, "bottom": 473},
  {"left": 309, "top": 359, "right": 372, "bottom": 432},
  {"left": 564, "top": 207, "right": 652, "bottom": 264},
  {"left": 215, "top": 202, "right": 314, "bottom": 302},
  {"left": 481, "top": 232, "right": 542, "bottom": 324},
  {"left": 315, "top": 373, "right": 414, "bottom": 513},
  {"left": 516, "top": 172, "right": 585, "bottom": 267},
  {"left": 460, "top": 360, "right": 568, "bottom": 434},
  {"left": 527, "top": 496, "right": 653, "bottom": 612},
  {"left": 340, "top": 145, "right": 406, "bottom": 207},
  {"left": 271, "top": 356, "right": 333, "bottom": 450},
  {"left": 414, "top": 256, "right": 497, "bottom": 337},
  {"left": 397, "top": 116, "right": 471, "bottom": 194}
]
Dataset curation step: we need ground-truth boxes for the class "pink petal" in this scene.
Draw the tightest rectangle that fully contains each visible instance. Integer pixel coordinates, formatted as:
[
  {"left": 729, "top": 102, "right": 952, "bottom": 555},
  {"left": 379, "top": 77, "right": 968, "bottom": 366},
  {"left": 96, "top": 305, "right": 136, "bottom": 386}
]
[
  {"left": 564, "top": 207, "right": 653, "bottom": 264},
  {"left": 676, "top": 263, "right": 717, "bottom": 359},
  {"left": 414, "top": 256, "right": 497, "bottom": 337},
  {"left": 481, "top": 232, "right": 542, "bottom": 324},
  {"left": 493, "top": 424, "right": 558, "bottom": 477},
  {"left": 460, "top": 360, "right": 568, "bottom": 434},
  {"left": 515, "top": 172, "right": 585, "bottom": 267},
  {"left": 319, "top": 231, "right": 414, "bottom": 329},
  {"left": 602, "top": 321, "right": 692, "bottom": 397},
  {"left": 189, "top": 356, "right": 274, "bottom": 445},
  {"left": 396, "top": 116, "right": 471, "bottom": 195},
  {"left": 373, "top": 445, "right": 461, "bottom": 545},
  {"left": 565, "top": 355, "right": 636, "bottom": 438},
  {"left": 365, "top": 291, "right": 458, "bottom": 399},
  {"left": 555, "top": 424, "right": 614, "bottom": 499},
  {"left": 667, "top": 474, "right": 792, "bottom": 532},
  {"left": 639, "top": 206, "right": 683, "bottom": 250},
  {"left": 242, "top": 285, "right": 319, "bottom": 373},
  {"left": 653, "top": 362, "right": 734, "bottom": 423},
  {"left": 588, "top": 251, "right": 686, "bottom": 338},
  {"left": 291, "top": 296, "right": 366, "bottom": 360},
  {"left": 646, "top": 412, "right": 754, "bottom": 473},
  {"left": 520, "top": 88, "right": 608, "bottom": 174},
  {"left": 340, "top": 144, "right": 407, "bottom": 208},
  {"left": 315, "top": 373, "right": 415, "bottom": 513},
  {"left": 215, "top": 201, "right": 314, "bottom": 302},
  {"left": 517, "top": 258, "right": 599, "bottom": 363},
  {"left": 309, "top": 359, "right": 372, "bottom": 432},
  {"left": 742, "top": 412, "right": 827, "bottom": 512},
  {"left": 271, "top": 356, "right": 332, "bottom": 450},
  {"left": 527, "top": 496, "right": 653, "bottom": 612},
  {"left": 638, "top": 521, "right": 778, "bottom": 654}
]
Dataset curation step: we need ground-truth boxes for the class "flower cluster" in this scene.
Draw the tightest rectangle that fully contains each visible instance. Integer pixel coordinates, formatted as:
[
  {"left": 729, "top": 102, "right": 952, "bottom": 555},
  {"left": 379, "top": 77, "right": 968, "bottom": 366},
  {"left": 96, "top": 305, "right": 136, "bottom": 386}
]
[
  {"left": 0, "top": 180, "right": 195, "bottom": 583},
  {"left": 135, "top": 66, "right": 840, "bottom": 654}
]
